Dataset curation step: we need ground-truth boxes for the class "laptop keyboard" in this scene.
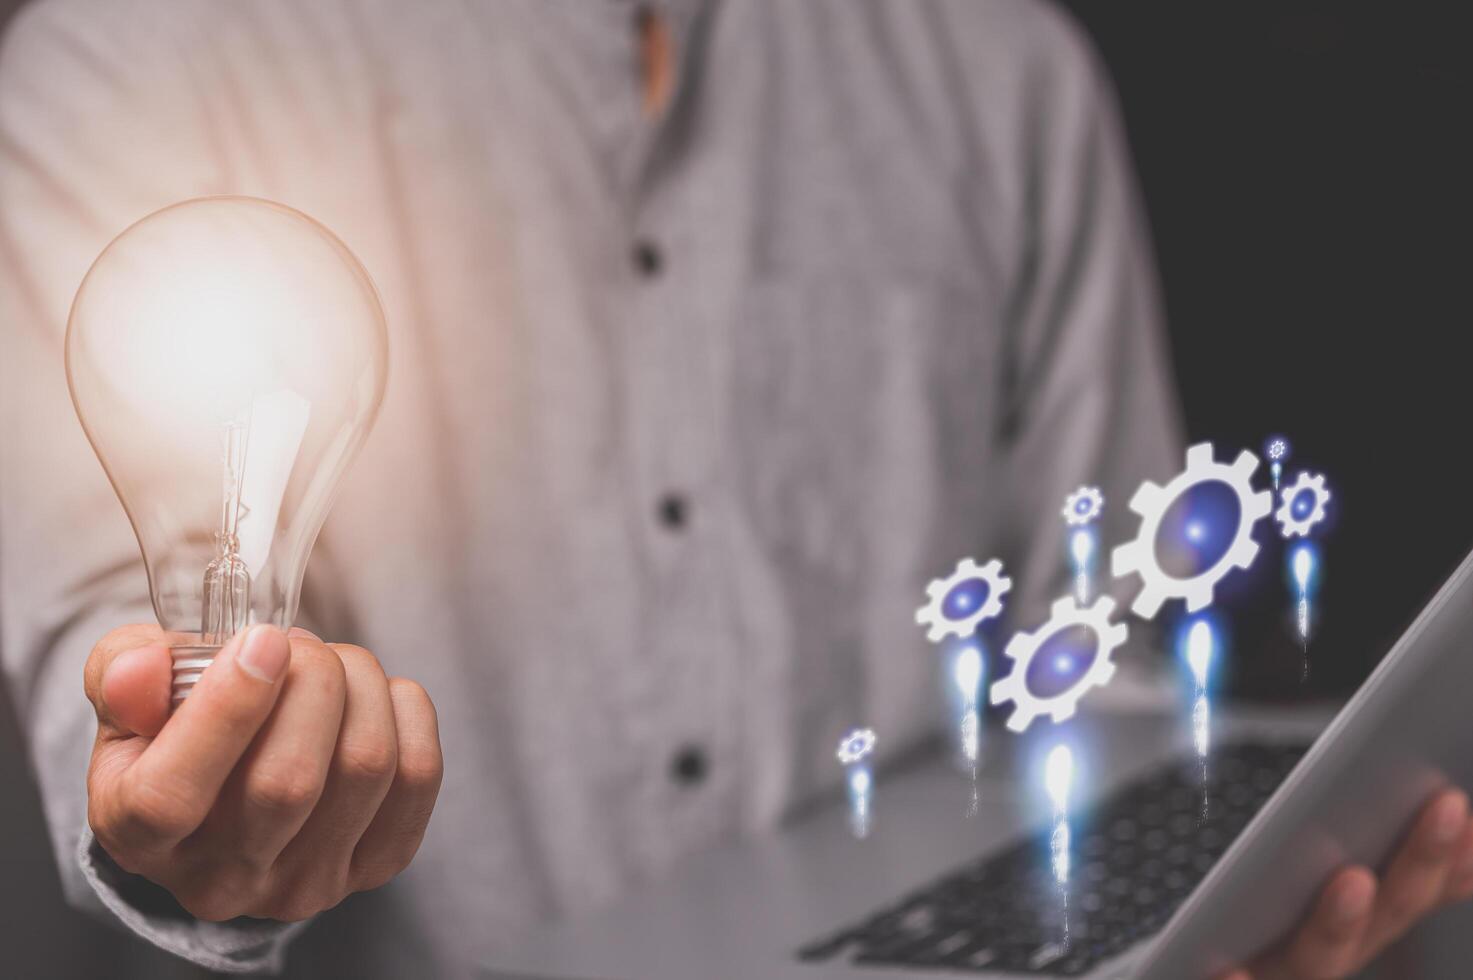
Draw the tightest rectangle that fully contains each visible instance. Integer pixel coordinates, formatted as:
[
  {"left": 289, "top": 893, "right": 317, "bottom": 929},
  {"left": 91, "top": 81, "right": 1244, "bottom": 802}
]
[{"left": 796, "top": 739, "right": 1310, "bottom": 976}]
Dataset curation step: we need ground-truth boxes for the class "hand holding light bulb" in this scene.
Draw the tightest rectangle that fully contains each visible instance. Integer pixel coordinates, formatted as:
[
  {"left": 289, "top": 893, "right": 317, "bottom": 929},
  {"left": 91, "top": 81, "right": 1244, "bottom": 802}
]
[
  {"left": 69, "top": 198, "right": 442, "bottom": 921},
  {"left": 84, "top": 622, "right": 443, "bottom": 921}
]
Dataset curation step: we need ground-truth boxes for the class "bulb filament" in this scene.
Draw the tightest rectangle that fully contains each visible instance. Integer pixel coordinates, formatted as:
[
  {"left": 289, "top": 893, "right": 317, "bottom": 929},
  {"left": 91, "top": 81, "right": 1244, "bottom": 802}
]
[{"left": 202, "top": 419, "right": 252, "bottom": 645}]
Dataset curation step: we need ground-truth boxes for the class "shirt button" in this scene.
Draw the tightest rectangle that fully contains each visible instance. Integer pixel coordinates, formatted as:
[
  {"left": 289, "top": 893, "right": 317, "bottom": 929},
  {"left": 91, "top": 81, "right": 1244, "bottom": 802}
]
[
  {"left": 670, "top": 745, "right": 708, "bottom": 787},
  {"left": 657, "top": 493, "right": 689, "bottom": 530},
  {"left": 632, "top": 239, "right": 663, "bottom": 277}
]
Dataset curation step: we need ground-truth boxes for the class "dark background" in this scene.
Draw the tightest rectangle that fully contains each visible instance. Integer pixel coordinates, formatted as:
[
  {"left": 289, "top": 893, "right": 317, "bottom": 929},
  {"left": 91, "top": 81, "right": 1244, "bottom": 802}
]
[
  {"left": 1057, "top": 0, "right": 1473, "bottom": 699},
  {"left": 1, "top": 0, "right": 1470, "bottom": 974}
]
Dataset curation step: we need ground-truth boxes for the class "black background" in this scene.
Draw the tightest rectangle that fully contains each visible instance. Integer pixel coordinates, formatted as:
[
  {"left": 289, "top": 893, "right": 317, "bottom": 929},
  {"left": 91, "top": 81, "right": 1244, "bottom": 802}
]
[{"left": 1060, "top": 0, "right": 1473, "bottom": 698}]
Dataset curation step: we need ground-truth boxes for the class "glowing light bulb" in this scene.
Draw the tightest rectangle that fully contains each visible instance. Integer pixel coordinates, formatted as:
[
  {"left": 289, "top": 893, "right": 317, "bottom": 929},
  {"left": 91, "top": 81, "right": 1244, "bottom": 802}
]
[
  {"left": 1294, "top": 547, "right": 1314, "bottom": 591},
  {"left": 1045, "top": 745, "right": 1073, "bottom": 811},
  {"left": 66, "top": 197, "right": 388, "bottom": 703},
  {"left": 953, "top": 645, "right": 982, "bottom": 703},
  {"left": 1187, "top": 621, "right": 1213, "bottom": 688}
]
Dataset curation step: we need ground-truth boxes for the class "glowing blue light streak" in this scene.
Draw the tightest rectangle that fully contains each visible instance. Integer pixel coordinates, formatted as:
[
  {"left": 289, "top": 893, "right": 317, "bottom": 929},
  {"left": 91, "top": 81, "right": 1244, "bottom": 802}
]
[
  {"left": 1069, "top": 528, "right": 1095, "bottom": 604},
  {"left": 847, "top": 766, "right": 873, "bottom": 839},
  {"left": 951, "top": 643, "right": 984, "bottom": 814},
  {"left": 1044, "top": 744, "right": 1074, "bottom": 947},
  {"left": 1045, "top": 745, "right": 1073, "bottom": 885},
  {"left": 1293, "top": 544, "right": 1315, "bottom": 651},
  {"left": 837, "top": 728, "right": 877, "bottom": 838},
  {"left": 1187, "top": 621, "right": 1212, "bottom": 759}
]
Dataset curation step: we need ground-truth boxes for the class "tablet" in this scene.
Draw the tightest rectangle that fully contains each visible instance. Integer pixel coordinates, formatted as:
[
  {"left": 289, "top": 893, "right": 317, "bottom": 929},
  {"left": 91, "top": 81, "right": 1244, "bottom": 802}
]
[{"left": 1137, "top": 543, "right": 1473, "bottom": 978}]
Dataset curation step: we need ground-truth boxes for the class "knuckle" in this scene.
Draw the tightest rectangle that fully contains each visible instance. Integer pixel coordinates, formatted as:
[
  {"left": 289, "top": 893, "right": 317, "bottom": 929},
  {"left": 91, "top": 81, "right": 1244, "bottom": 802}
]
[
  {"left": 352, "top": 861, "right": 401, "bottom": 892},
  {"left": 354, "top": 849, "right": 414, "bottom": 891},
  {"left": 330, "top": 643, "right": 382, "bottom": 670},
  {"left": 389, "top": 676, "right": 432, "bottom": 709},
  {"left": 118, "top": 778, "right": 203, "bottom": 842},
  {"left": 338, "top": 735, "right": 398, "bottom": 784},
  {"left": 244, "top": 766, "right": 323, "bottom": 815},
  {"left": 396, "top": 740, "right": 445, "bottom": 794},
  {"left": 88, "top": 802, "right": 142, "bottom": 872},
  {"left": 294, "top": 643, "right": 348, "bottom": 696}
]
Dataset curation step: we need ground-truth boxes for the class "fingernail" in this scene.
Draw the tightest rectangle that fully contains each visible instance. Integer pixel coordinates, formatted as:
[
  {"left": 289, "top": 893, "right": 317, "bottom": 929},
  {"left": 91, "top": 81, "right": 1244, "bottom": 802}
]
[
  {"left": 236, "top": 625, "right": 290, "bottom": 683},
  {"left": 288, "top": 626, "right": 322, "bottom": 642},
  {"left": 1433, "top": 794, "right": 1467, "bottom": 846}
]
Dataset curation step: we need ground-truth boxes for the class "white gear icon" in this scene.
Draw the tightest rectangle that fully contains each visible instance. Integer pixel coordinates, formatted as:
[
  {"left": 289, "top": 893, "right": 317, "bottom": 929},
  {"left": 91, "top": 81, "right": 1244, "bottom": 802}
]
[
  {"left": 1111, "top": 442, "right": 1274, "bottom": 619},
  {"left": 915, "top": 557, "right": 1012, "bottom": 643},
  {"left": 1275, "top": 471, "right": 1330, "bottom": 538},
  {"left": 836, "top": 728, "right": 877, "bottom": 765},
  {"left": 1062, "top": 486, "right": 1104, "bottom": 526},
  {"left": 988, "top": 595, "right": 1129, "bottom": 733}
]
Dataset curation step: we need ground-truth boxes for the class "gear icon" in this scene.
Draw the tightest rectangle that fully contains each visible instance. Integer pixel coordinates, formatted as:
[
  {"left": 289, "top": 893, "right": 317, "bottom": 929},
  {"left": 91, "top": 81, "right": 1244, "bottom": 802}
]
[
  {"left": 836, "top": 728, "right": 877, "bottom": 765},
  {"left": 988, "top": 595, "right": 1129, "bottom": 732},
  {"left": 1111, "top": 442, "right": 1274, "bottom": 618},
  {"left": 1062, "top": 486, "right": 1104, "bottom": 526},
  {"left": 1267, "top": 437, "right": 1289, "bottom": 461},
  {"left": 915, "top": 557, "right": 1012, "bottom": 643},
  {"left": 1275, "top": 471, "right": 1330, "bottom": 538}
]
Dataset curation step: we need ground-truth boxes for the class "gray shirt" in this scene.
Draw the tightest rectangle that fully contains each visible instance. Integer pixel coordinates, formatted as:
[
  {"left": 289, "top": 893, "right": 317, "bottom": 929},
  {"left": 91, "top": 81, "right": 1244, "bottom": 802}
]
[{"left": 0, "top": 0, "right": 1181, "bottom": 975}]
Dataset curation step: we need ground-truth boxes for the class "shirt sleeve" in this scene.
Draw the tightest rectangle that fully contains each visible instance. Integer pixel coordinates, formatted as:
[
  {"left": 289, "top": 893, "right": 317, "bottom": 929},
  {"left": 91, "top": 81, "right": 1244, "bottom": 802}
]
[
  {"left": 0, "top": 2, "right": 303, "bottom": 970},
  {"left": 988, "top": 9, "right": 1185, "bottom": 654}
]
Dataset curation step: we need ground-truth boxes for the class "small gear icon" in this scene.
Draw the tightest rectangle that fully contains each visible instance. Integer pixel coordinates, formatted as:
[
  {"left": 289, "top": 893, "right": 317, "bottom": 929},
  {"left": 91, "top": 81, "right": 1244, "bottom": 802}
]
[
  {"left": 1111, "top": 442, "right": 1274, "bottom": 618},
  {"left": 1267, "top": 437, "right": 1289, "bottom": 461},
  {"left": 988, "top": 595, "right": 1129, "bottom": 732},
  {"left": 1275, "top": 471, "right": 1330, "bottom": 538},
  {"left": 1062, "top": 486, "right": 1104, "bottom": 526},
  {"left": 915, "top": 557, "right": 1012, "bottom": 643},
  {"left": 836, "top": 728, "right": 877, "bottom": 765}
]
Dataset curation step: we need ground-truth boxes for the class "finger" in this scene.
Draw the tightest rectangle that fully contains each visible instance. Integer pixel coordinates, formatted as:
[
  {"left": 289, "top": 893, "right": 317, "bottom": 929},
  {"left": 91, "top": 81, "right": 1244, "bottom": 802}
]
[
  {"left": 99, "top": 626, "right": 291, "bottom": 852},
  {"left": 192, "top": 634, "right": 347, "bottom": 866},
  {"left": 275, "top": 644, "right": 397, "bottom": 874},
  {"left": 1366, "top": 790, "right": 1468, "bottom": 950},
  {"left": 99, "top": 644, "right": 173, "bottom": 738},
  {"left": 1439, "top": 818, "right": 1473, "bottom": 903},
  {"left": 351, "top": 678, "right": 443, "bottom": 890},
  {"left": 84, "top": 624, "right": 168, "bottom": 737},
  {"left": 1256, "top": 866, "right": 1376, "bottom": 980}
]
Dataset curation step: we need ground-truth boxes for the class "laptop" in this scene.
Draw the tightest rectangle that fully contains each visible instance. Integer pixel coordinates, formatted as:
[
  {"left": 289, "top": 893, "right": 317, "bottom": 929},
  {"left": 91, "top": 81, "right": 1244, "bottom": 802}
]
[
  {"left": 482, "top": 705, "right": 1329, "bottom": 979},
  {"left": 484, "top": 545, "right": 1473, "bottom": 980}
]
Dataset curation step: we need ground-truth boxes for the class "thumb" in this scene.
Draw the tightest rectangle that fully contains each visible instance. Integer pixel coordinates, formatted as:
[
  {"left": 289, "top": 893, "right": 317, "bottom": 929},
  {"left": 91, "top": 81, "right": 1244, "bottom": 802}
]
[{"left": 85, "top": 626, "right": 172, "bottom": 738}]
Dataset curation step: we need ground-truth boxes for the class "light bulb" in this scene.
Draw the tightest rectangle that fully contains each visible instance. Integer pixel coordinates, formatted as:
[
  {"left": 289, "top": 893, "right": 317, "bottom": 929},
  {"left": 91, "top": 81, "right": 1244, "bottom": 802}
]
[
  {"left": 65, "top": 197, "right": 388, "bottom": 703},
  {"left": 1044, "top": 745, "right": 1073, "bottom": 811},
  {"left": 1187, "top": 620, "right": 1213, "bottom": 688}
]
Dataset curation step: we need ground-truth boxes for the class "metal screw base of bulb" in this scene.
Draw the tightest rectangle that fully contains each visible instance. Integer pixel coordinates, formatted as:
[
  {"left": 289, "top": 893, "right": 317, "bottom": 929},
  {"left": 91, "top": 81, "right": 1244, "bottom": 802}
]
[{"left": 171, "top": 644, "right": 222, "bottom": 705}]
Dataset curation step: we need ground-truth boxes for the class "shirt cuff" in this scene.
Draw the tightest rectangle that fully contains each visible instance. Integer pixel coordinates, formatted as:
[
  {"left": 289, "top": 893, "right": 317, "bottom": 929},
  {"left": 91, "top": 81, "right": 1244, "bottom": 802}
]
[{"left": 78, "top": 827, "right": 309, "bottom": 974}]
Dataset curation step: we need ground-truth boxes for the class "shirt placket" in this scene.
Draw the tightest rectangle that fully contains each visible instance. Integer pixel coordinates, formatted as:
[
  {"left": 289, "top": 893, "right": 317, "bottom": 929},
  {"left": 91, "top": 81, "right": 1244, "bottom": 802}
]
[{"left": 617, "top": 0, "right": 740, "bottom": 870}]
